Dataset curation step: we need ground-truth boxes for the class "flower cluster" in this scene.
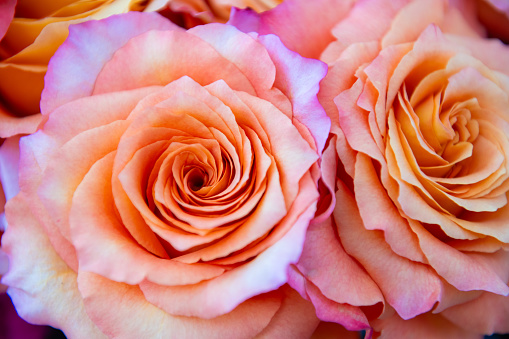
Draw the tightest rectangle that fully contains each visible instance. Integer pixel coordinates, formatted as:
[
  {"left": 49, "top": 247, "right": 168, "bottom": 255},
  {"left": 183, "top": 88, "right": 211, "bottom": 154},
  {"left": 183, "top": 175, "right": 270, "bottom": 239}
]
[{"left": 0, "top": 0, "right": 508, "bottom": 338}]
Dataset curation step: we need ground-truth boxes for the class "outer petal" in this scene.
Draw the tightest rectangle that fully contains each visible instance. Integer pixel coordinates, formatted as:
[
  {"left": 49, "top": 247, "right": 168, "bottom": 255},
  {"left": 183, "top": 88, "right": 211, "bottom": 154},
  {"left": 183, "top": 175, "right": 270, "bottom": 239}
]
[
  {"left": 287, "top": 265, "right": 373, "bottom": 332},
  {"left": 321, "top": 0, "right": 410, "bottom": 63},
  {"left": 296, "top": 217, "right": 384, "bottom": 309},
  {"left": 0, "top": 109, "right": 42, "bottom": 138},
  {"left": 1, "top": 195, "right": 105, "bottom": 338},
  {"left": 0, "top": 20, "right": 75, "bottom": 119},
  {"left": 18, "top": 132, "right": 79, "bottom": 271},
  {"left": 229, "top": 0, "right": 355, "bottom": 59},
  {"left": 334, "top": 179, "right": 442, "bottom": 320},
  {"left": 92, "top": 28, "right": 262, "bottom": 97},
  {"left": 254, "top": 285, "right": 321, "bottom": 338},
  {"left": 408, "top": 220, "right": 509, "bottom": 295},
  {"left": 139, "top": 199, "right": 317, "bottom": 318},
  {"left": 78, "top": 271, "right": 282, "bottom": 339},
  {"left": 354, "top": 153, "right": 426, "bottom": 263},
  {"left": 0, "top": 136, "right": 21, "bottom": 202},
  {"left": 0, "top": 0, "right": 15, "bottom": 40},
  {"left": 257, "top": 34, "right": 330, "bottom": 153},
  {"left": 41, "top": 11, "right": 180, "bottom": 114},
  {"left": 188, "top": 23, "right": 277, "bottom": 94},
  {"left": 441, "top": 288, "right": 509, "bottom": 335}
]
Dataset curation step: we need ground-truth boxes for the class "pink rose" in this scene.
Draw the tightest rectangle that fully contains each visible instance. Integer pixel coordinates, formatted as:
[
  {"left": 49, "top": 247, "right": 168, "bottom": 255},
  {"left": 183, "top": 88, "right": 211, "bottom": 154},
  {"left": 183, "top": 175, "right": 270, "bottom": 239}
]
[
  {"left": 1, "top": 11, "right": 331, "bottom": 338},
  {"left": 234, "top": 0, "right": 509, "bottom": 336}
]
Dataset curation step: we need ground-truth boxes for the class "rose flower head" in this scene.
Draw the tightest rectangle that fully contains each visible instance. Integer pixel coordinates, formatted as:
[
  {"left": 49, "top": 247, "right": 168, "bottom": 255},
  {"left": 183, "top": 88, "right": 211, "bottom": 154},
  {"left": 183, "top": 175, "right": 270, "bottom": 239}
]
[
  {"left": 317, "top": 5, "right": 509, "bottom": 339},
  {"left": 1, "top": 11, "right": 330, "bottom": 338}
]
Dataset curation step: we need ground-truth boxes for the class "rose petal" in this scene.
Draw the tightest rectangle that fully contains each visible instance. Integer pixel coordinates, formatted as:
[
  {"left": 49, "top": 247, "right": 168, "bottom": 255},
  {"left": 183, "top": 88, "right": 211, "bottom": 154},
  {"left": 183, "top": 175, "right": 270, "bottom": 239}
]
[
  {"left": 43, "top": 87, "right": 160, "bottom": 145},
  {"left": 189, "top": 23, "right": 277, "bottom": 94},
  {"left": 442, "top": 288, "right": 509, "bottom": 335},
  {"left": 321, "top": 0, "right": 410, "bottom": 63},
  {"left": 0, "top": 136, "right": 21, "bottom": 202},
  {"left": 334, "top": 178, "right": 442, "bottom": 320},
  {"left": 254, "top": 285, "right": 321, "bottom": 338},
  {"left": 296, "top": 217, "right": 384, "bottom": 308},
  {"left": 380, "top": 0, "right": 446, "bottom": 48},
  {"left": 229, "top": 0, "right": 356, "bottom": 60},
  {"left": 2, "top": 195, "right": 104, "bottom": 338},
  {"left": 93, "top": 28, "right": 259, "bottom": 96},
  {"left": 41, "top": 11, "right": 180, "bottom": 113},
  {"left": 70, "top": 151, "right": 225, "bottom": 286},
  {"left": 258, "top": 34, "right": 330, "bottom": 153},
  {"left": 139, "top": 201, "right": 316, "bottom": 318},
  {"left": 78, "top": 271, "right": 282, "bottom": 339},
  {"left": 433, "top": 279, "right": 483, "bottom": 313},
  {"left": 408, "top": 220, "right": 509, "bottom": 295},
  {"left": 38, "top": 120, "right": 131, "bottom": 243},
  {"left": 354, "top": 153, "right": 426, "bottom": 262},
  {"left": 18, "top": 133, "right": 79, "bottom": 270},
  {"left": 0, "top": 0, "right": 15, "bottom": 40},
  {"left": 304, "top": 277, "right": 371, "bottom": 331},
  {"left": 0, "top": 108, "right": 42, "bottom": 138},
  {"left": 0, "top": 63, "right": 46, "bottom": 117}
]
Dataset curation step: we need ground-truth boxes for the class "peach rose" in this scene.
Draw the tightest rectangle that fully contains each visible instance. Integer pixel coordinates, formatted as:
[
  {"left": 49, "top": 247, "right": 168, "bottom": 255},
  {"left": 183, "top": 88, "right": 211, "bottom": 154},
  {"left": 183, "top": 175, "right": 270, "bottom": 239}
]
[
  {"left": 234, "top": 0, "right": 509, "bottom": 336},
  {"left": 1, "top": 11, "right": 331, "bottom": 338},
  {"left": 322, "top": 8, "right": 509, "bottom": 339},
  {"left": 0, "top": 0, "right": 172, "bottom": 139}
]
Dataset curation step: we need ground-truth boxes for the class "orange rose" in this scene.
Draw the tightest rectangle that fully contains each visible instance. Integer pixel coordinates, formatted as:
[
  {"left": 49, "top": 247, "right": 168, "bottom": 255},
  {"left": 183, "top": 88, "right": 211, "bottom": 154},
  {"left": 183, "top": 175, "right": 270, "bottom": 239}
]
[
  {"left": 321, "top": 12, "right": 509, "bottom": 339},
  {"left": 2, "top": 12, "right": 331, "bottom": 337}
]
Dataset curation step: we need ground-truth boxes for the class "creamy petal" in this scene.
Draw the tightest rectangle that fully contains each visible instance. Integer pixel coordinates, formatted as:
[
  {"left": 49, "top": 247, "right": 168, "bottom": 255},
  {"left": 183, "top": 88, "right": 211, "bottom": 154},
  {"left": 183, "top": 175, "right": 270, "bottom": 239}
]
[{"left": 2, "top": 195, "right": 105, "bottom": 339}]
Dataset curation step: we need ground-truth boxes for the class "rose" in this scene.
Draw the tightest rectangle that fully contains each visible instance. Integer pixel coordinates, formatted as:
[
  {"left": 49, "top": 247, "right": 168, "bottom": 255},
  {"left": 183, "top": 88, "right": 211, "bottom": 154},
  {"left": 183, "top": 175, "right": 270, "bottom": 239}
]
[
  {"left": 321, "top": 8, "right": 509, "bottom": 339},
  {"left": 1, "top": 11, "right": 331, "bottom": 338},
  {"left": 233, "top": 0, "right": 509, "bottom": 336},
  {"left": 0, "top": 0, "right": 171, "bottom": 139}
]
